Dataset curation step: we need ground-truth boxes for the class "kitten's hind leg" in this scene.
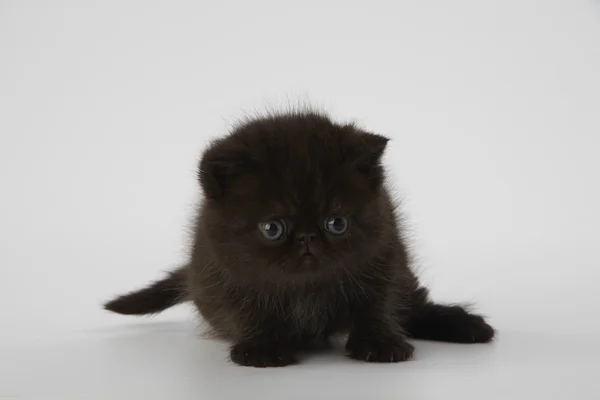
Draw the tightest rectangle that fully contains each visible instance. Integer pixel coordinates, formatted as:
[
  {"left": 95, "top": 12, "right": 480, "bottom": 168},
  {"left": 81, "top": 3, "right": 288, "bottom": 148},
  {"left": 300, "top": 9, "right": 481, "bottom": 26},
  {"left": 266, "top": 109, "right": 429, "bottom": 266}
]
[{"left": 404, "top": 288, "right": 495, "bottom": 343}]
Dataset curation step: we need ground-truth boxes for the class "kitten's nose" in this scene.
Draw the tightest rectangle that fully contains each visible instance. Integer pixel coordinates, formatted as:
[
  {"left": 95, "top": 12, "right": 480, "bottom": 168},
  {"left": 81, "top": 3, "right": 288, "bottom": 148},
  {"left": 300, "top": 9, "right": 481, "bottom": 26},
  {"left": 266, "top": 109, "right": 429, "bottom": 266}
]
[{"left": 296, "top": 231, "right": 316, "bottom": 244}]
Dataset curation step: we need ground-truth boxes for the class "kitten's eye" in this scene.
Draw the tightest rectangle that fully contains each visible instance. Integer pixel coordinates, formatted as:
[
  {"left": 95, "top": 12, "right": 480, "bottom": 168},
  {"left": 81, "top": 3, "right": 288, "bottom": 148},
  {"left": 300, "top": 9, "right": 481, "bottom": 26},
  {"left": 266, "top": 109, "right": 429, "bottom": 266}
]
[
  {"left": 259, "top": 220, "right": 286, "bottom": 241},
  {"left": 324, "top": 216, "right": 349, "bottom": 235}
]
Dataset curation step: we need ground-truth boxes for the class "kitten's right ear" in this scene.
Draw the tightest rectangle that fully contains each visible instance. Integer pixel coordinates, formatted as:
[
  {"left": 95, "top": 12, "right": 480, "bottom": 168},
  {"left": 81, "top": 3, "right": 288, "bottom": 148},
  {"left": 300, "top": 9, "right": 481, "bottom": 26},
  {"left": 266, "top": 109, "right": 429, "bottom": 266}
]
[{"left": 198, "top": 141, "right": 254, "bottom": 199}]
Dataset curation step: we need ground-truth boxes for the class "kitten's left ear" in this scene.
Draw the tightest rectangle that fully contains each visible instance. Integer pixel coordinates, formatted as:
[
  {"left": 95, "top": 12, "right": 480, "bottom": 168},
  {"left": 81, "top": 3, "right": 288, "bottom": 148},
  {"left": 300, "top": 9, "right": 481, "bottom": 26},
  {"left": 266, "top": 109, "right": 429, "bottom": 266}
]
[{"left": 350, "top": 131, "right": 389, "bottom": 173}]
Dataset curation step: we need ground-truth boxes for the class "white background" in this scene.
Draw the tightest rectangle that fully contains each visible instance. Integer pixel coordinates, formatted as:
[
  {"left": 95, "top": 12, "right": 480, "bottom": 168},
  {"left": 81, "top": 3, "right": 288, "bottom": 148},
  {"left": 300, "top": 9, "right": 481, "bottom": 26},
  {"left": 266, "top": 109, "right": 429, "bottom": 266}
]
[{"left": 1, "top": 0, "right": 599, "bottom": 399}]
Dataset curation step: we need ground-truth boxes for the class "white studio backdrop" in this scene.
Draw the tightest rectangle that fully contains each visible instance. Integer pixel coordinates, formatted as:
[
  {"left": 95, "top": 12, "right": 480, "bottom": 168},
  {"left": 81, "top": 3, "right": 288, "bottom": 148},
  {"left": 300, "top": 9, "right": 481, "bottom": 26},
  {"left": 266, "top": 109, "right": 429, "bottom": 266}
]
[{"left": 0, "top": 1, "right": 599, "bottom": 399}]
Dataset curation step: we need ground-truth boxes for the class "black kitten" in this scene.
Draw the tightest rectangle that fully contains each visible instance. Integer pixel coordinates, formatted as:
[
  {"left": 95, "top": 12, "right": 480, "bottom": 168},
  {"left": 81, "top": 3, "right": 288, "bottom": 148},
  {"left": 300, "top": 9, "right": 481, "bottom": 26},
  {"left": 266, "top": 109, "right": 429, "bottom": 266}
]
[{"left": 105, "top": 111, "right": 494, "bottom": 367}]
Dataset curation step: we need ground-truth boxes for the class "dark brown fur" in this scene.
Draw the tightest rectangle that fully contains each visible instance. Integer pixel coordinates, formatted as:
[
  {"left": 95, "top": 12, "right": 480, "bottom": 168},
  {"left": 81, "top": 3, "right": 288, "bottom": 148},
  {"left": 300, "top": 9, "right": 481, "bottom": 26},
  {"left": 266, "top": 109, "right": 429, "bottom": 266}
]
[{"left": 104, "top": 111, "right": 494, "bottom": 367}]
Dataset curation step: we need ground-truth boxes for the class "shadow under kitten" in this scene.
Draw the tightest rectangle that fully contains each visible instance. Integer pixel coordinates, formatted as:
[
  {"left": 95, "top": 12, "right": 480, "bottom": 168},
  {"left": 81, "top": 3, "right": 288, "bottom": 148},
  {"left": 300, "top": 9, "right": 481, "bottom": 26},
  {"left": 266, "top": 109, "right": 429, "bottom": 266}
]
[{"left": 104, "top": 111, "right": 494, "bottom": 367}]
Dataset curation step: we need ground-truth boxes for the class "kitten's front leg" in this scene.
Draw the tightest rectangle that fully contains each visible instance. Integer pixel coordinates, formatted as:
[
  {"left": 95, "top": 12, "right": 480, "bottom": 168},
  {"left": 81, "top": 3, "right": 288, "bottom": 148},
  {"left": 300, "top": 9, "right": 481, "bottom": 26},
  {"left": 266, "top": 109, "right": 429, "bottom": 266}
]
[
  {"left": 229, "top": 316, "right": 297, "bottom": 368},
  {"left": 346, "top": 292, "right": 414, "bottom": 363},
  {"left": 230, "top": 340, "right": 296, "bottom": 368}
]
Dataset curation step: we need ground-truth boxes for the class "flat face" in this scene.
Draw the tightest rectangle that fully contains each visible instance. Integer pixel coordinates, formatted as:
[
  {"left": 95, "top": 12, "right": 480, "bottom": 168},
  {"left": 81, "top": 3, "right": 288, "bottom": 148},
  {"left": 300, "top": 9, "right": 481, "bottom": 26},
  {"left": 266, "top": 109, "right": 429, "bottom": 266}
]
[{"left": 201, "top": 114, "right": 392, "bottom": 282}]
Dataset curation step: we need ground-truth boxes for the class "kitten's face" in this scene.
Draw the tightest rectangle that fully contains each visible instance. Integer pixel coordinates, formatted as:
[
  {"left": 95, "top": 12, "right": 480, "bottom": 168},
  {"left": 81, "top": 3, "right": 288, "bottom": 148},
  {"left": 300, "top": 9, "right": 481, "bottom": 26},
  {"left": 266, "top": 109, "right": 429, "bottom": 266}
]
[{"left": 199, "top": 113, "right": 393, "bottom": 284}]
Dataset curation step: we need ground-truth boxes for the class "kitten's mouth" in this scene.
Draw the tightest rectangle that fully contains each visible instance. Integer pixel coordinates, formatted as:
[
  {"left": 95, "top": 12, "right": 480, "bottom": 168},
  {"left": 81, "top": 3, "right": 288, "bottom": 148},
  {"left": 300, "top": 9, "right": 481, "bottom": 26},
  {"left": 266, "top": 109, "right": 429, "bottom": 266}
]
[{"left": 299, "top": 252, "right": 317, "bottom": 265}]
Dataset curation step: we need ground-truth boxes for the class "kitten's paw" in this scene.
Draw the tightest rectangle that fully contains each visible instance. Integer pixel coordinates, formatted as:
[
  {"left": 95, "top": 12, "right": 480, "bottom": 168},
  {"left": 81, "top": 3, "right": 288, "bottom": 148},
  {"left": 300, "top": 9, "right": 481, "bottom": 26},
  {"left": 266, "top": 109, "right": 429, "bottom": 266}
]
[
  {"left": 457, "top": 313, "right": 495, "bottom": 343},
  {"left": 406, "top": 304, "right": 495, "bottom": 343},
  {"left": 230, "top": 342, "right": 296, "bottom": 368},
  {"left": 345, "top": 333, "right": 414, "bottom": 363}
]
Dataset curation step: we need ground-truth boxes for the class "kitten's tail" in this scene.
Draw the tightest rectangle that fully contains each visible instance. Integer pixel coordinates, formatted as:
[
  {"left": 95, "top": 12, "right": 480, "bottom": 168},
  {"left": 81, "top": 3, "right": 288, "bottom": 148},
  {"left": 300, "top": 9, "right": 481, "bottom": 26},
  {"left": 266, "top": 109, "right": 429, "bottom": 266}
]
[{"left": 103, "top": 267, "right": 188, "bottom": 315}]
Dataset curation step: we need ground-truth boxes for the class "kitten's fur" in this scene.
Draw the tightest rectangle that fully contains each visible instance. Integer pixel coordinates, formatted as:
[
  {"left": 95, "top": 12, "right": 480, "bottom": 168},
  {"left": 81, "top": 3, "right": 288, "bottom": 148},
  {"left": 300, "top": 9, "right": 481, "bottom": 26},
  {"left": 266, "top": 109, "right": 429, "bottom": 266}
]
[{"left": 105, "top": 111, "right": 494, "bottom": 367}]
